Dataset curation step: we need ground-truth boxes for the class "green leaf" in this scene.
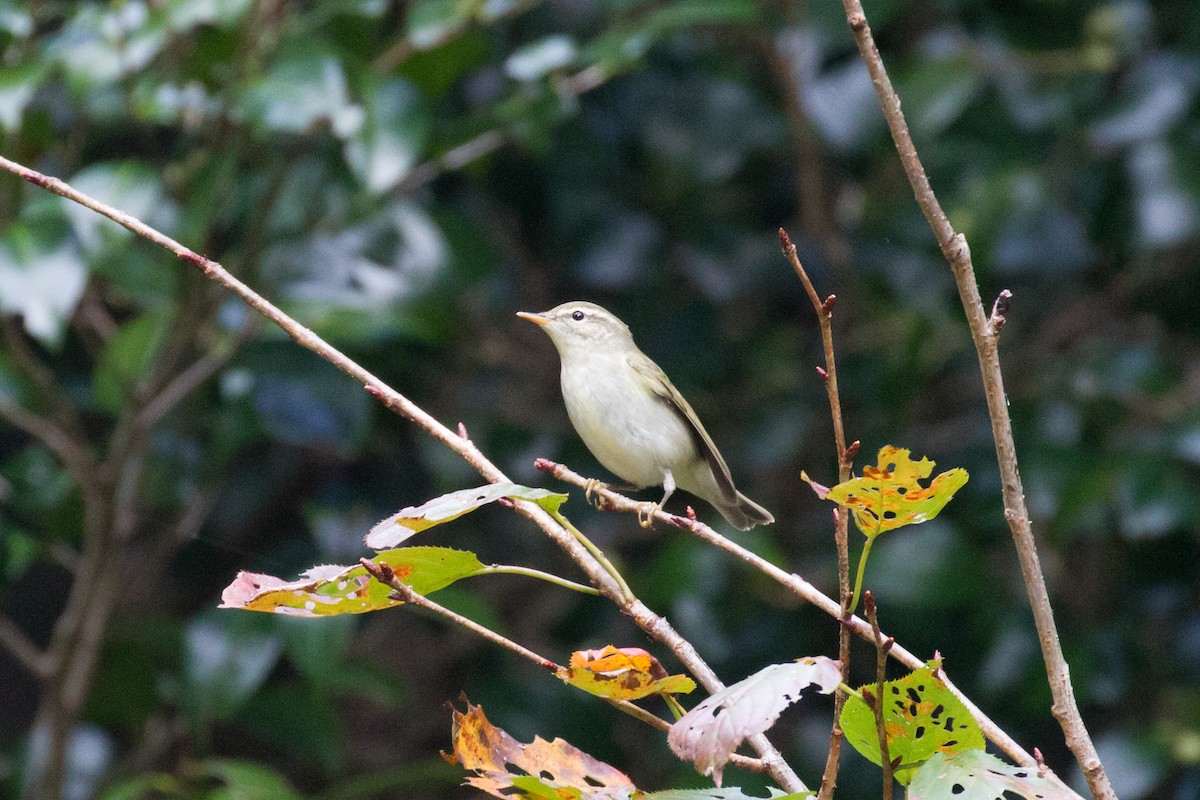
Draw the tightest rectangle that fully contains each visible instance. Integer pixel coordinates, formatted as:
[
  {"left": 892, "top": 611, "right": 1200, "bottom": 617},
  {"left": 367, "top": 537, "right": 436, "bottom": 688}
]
[
  {"left": 201, "top": 759, "right": 304, "bottom": 800},
  {"left": 823, "top": 446, "right": 968, "bottom": 539},
  {"left": 94, "top": 313, "right": 169, "bottom": 412},
  {"left": 0, "top": 230, "right": 87, "bottom": 348},
  {"left": 344, "top": 78, "right": 429, "bottom": 193},
  {"left": 908, "top": 751, "right": 1078, "bottom": 800},
  {"left": 219, "top": 547, "right": 489, "bottom": 617},
  {"left": 241, "top": 52, "right": 364, "bottom": 138},
  {"left": 181, "top": 612, "right": 282, "bottom": 725},
  {"left": 0, "top": 61, "right": 46, "bottom": 132},
  {"left": 365, "top": 483, "right": 568, "bottom": 548},
  {"left": 405, "top": 0, "right": 481, "bottom": 50},
  {"left": 840, "top": 662, "right": 984, "bottom": 785}
]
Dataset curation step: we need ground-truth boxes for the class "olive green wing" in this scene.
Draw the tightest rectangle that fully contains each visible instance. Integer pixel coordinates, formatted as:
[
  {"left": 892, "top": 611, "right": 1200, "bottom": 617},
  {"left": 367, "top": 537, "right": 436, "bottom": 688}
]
[{"left": 627, "top": 352, "right": 738, "bottom": 502}]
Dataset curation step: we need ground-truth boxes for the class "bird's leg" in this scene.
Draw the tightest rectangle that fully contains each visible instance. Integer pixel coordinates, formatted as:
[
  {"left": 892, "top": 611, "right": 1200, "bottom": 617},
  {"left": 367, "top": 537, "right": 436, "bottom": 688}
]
[{"left": 638, "top": 470, "right": 675, "bottom": 527}]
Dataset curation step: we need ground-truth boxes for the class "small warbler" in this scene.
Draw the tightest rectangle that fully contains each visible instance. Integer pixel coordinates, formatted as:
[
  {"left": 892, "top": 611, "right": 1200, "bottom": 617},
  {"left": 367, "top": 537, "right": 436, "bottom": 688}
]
[{"left": 518, "top": 301, "right": 774, "bottom": 530}]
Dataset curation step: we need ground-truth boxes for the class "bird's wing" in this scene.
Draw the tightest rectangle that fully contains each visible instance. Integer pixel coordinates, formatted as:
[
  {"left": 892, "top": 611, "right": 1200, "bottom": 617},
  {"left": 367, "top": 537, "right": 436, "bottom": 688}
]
[{"left": 627, "top": 352, "right": 738, "bottom": 502}]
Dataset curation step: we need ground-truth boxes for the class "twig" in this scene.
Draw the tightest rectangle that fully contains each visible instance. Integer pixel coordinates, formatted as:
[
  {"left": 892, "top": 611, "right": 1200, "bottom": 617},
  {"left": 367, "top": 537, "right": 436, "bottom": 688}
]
[
  {"left": 536, "top": 457, "right": 1046, "bottom": 772},
  {"left": 361, "top": 558, "right": 561, "bottom": 671},
  {"left": 0, "top": 612, "right": 50, "bottom": 678},
  {"left": 863, "top": 593, "right": 894, "bottom": 800},
  {"left": 779, "top": 229, "right": 854, "bottom": 799},
  {"left": 136, "top": 321, "right": 255, "bottom": 430},
  {"left": 360, "top": 558, "right": 699, "bottom": 742},
  {"left": 838, "top": 4, "right": 1114, "bottom": 797},
  {"left": 0, "top": 155, "right": 807, "bottom": 794}
]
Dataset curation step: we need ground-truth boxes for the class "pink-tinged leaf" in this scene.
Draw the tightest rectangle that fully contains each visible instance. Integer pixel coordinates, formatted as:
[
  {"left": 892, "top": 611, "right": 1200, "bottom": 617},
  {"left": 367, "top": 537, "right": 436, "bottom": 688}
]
[
  {"left": 219, "top": 547, "right": 486, "bottom": 616},
  {"left": 799, "top": 471, "right": 830, "bottom": 499},
  {"left": 366, "top": 483, "right": 568, "bottom": 548},
  {"left": 667, "top": 657, "right": 841, "bottom": 786},
  {"left": 908, "top": 751, "right": 1078, "bottom": 800}
]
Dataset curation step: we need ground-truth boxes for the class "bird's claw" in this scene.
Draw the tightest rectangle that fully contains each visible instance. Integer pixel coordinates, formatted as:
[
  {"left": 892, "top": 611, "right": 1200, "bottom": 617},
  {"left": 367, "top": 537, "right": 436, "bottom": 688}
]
[
  {"left": 636, "top": 502, "right": 661, "bottom": 528},
  {"left": 584, "top": 479, "right": 608, "bottom": 510}
]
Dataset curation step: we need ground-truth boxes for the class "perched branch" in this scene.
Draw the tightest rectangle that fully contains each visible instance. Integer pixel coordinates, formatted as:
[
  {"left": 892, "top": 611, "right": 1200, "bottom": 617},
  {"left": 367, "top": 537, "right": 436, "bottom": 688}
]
[
  {"left": 0, "top": 155, "right": 807, "bottom": 795},
  {"left": 838, "top": 4, "right": 1114, "bottom": 797},
  {"left": 537, "top": 457, "right": 1051, "bottom": 774}
]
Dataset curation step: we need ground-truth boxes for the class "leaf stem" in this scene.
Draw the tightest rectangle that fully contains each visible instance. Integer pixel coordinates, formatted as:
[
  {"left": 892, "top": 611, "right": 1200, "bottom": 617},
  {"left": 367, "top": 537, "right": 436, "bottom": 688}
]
[
  {"left": 481, "top": 565, "right": 601, "bottom": 595},
  {"left": 849, "top": 535, "right": 875, "bottom": 615},
  {"left": 550, "top": 509, "right": 634, "bottom": 601}
]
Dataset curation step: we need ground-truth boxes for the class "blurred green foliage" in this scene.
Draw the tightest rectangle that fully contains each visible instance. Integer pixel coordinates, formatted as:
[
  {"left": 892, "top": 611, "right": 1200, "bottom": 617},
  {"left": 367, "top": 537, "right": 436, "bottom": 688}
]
[{"left": 0, "top": 0, "right": 1197, "bottom": 798}]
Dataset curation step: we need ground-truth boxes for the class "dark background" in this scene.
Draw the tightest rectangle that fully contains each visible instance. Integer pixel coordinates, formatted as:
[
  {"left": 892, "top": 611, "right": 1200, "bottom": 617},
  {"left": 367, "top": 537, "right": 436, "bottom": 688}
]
[{"left": 0, "top": 0, "right": 1197, "bottom": 798}]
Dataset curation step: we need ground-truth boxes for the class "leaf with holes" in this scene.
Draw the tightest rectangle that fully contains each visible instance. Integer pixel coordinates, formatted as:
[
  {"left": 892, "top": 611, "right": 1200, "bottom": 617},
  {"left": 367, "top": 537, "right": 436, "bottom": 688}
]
[
  {"left": 642, "top": 790, "right": 812, "bottom": 800},
  {"left": 840, "top": 661, "right": 984, "bottom": 785},
  {"left": 219, "top": 547, "right": 486, "bottom": 616},
  {"left": 447, "top": 700, "right": 637, "bottom": 800},
  {"left": 557, "top": 645, "right": 696, "bottom": 701},
  {"left": 668, "top": 657, "right": 841, "bottom": 786},
  {"left": 825, "top": 446, "right": 967, "bottom": 538},
  {"left": 366, "top": 483, "right": 568, "bottom": 548},
  {"left": 908, "top": 751, "right": 1077, "bottom": 800}
]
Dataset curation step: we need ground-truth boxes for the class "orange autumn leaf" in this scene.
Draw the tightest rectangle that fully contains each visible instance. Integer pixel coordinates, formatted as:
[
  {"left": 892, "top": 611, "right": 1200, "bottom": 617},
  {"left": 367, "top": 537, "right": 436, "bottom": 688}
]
[
  {"left": 446, "top": 700, "right": 637, "bottom": 800},
  {"left": 825, "top": 446, "right": 967, "bottom": 538},
  {"left": 557, "top": 645, "right": 696, "bottom": 701}
]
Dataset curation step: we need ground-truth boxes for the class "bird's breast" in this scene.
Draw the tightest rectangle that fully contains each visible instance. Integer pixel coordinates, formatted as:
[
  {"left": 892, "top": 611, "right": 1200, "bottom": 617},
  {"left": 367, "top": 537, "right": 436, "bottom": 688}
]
[{"left": 559, "top": 356, "right": 694, "bottom": 487}]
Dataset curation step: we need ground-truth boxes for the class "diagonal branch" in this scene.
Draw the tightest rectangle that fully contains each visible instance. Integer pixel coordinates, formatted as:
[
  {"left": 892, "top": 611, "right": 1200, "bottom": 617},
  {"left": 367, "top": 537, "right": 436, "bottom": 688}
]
[
  {"left": 837, "top": 4, "right": 1114, "bottom": 798},
  {"left": 0, "top": 154, "right": 807, "bottom": 795},
  {"left": 535, "top": 455, "right": 1087, "bottom": 800}
]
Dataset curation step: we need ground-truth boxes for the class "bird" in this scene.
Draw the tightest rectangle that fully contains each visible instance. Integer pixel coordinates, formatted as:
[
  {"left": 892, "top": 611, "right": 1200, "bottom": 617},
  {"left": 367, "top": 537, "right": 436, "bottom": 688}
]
[{"left": 517, "top": 301, "right": 774, "bottom": 530}]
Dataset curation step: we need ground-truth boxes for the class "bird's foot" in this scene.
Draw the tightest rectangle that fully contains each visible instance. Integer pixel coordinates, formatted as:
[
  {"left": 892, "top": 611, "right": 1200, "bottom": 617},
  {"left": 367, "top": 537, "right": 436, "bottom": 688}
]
[
  {"left": 636, "top": 501, "right": 662, "bottom": 528},
  {"left": 584, "top": 479, "right": 609, "bottom": 510}
]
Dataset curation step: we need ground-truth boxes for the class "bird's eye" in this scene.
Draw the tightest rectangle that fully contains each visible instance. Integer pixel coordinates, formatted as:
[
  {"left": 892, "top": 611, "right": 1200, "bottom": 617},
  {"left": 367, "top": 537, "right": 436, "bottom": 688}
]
[{"left": 571, "top": 310, "right": 586, "bottom": 321}]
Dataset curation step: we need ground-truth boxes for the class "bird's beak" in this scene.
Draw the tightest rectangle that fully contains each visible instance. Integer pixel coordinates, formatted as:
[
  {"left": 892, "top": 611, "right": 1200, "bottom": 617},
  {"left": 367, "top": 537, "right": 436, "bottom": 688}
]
[{"left": 516, "top": 311, "right": 550, "bottom": 326}]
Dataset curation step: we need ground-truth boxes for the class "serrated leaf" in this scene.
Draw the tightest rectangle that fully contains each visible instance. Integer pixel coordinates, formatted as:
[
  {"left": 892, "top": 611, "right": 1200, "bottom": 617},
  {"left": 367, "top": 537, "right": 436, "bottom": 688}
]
[
  {"left": 365, "top": 483, "right": 568, "bottom": 548},
  {"left": 557, "top": 645, "right": 696, "bottom": 701},
  {"left": 448, "top": 701, "right": 637, "bottom": 800},
  {"left": 667, "top": 657, "right": 841, "bottom": 787},
  {"left": 908, "top": 751, "right": 1077, "bottom": 800},
  {"left": 826, "top": 446, "right": 968, "bottom": 538},
  {"left": 219, "top": 547, "right": 487, "bottom": 616},
  {"left": 840, "top": 662, "right": 984, "bottom": 785}
]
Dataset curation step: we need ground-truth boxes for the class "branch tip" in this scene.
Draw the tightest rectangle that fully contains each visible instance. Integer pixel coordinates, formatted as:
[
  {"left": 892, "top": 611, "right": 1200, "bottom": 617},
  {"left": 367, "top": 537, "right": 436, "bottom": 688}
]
[
  {"left": 778, "top": 227, "right": 794, "bottom": 253},
  {"left": 534, "top": 457, "right": 558, "bottom": 474}
]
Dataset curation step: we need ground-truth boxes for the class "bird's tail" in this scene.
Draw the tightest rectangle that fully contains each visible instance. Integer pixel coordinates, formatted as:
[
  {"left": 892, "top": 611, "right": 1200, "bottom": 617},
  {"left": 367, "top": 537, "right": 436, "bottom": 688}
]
[{"left": 716, "top": 492, "right": 775, "bottom": 530}]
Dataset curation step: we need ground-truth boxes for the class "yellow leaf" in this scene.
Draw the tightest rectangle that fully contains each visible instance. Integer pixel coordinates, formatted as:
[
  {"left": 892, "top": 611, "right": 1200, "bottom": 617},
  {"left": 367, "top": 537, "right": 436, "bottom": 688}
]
[
  {"left": 557, "top": 645, "right": 696, "bottom": 701},
  {"left": 826, "top": 446, "right": 967, "bottom": 538}
]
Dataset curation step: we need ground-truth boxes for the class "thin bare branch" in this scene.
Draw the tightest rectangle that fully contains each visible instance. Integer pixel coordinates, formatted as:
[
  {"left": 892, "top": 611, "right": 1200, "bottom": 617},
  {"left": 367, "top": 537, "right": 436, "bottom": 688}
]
[
  {"left": 838, "top": 4, "right": 1114, "bottom": 797},
  {"left": 779, "top": 228, "right": 855, "bottom": 799},
  {"left": 0, "top": 612, "right": 50, "bottom": 678}
]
